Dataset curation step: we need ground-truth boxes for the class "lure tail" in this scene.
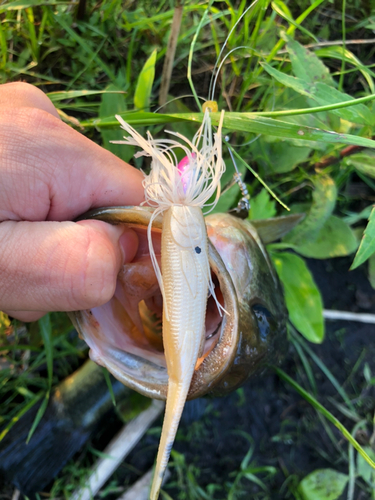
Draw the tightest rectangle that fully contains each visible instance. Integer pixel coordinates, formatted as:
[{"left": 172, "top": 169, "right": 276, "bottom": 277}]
[{"left": 149, "top": 377, "right": 191, "bottom": 500}]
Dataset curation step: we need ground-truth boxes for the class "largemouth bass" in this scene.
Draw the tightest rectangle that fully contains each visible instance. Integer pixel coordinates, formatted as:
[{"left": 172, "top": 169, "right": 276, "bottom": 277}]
[{"left": 69, "top": 206, "right": 293, "bottom": 498}]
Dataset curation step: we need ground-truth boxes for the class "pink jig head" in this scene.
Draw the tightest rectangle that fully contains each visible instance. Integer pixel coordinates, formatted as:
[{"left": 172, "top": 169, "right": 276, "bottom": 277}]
[{"left": 177, "top": 153, "right": 196, "bottom": 195}]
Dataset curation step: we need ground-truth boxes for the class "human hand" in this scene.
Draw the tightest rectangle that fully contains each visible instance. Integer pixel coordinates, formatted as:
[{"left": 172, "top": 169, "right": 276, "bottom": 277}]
[{"left": 0, "top": 82, "right": 144, "bottom": 322}]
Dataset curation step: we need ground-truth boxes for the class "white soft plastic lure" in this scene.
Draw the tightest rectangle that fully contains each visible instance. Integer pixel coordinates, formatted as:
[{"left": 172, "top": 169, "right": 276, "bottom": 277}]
[{"left": 115, "top": 108, "right": 225, "bottom": 500}]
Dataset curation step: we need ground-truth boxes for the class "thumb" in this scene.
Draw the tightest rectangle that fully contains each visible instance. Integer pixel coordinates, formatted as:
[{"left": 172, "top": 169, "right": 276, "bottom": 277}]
[{"left": 0, "top": 219, "right": 138, "bottom": 320}]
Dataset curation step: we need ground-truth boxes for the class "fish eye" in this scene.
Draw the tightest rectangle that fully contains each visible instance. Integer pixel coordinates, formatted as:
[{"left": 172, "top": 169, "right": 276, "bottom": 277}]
[{"left": 251, "top": 304, "right": 276, "bottom": 341}]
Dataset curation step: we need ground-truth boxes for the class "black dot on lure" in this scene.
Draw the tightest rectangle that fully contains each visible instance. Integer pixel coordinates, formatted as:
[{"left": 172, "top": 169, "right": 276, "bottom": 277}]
[{"left": 195, "top": 246, "right": 201, "bottom": 254}]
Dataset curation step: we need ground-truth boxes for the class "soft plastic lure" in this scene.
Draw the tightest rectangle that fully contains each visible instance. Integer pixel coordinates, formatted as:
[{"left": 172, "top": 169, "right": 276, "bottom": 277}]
[{"left": 115, "top": 108, "right": 225, "bottom": 499}]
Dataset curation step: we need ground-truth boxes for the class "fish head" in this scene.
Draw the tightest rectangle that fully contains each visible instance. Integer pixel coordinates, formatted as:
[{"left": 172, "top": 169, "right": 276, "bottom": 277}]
[{"left": 69, "top": 206, "right": 288, "bottom": 400}]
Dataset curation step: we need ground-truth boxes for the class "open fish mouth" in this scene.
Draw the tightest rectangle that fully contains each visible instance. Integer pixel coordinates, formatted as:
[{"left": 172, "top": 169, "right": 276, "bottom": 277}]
[{"left": 69, "top": 206, "right": 288, "bottom": 400}]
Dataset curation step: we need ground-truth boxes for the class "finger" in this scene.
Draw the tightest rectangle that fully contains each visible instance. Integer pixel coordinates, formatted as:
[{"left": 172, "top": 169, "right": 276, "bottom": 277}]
[
  {"left": 0, "top": 106, "right": 144, "bottom": 222},
  {"left": 0, "top": 220, "right": 139, "bottom": 314},
  {"left": 4, "top": 310, "right": 46, "bottom": 323},
  {"left": 0, "top": 82, "right": 60, "bottom": 118}
]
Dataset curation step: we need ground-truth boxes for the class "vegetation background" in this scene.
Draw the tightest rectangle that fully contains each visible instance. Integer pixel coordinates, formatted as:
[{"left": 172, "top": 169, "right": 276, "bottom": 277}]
[{"left": 1, "top": 0, "right": 375, "bottom": 498}]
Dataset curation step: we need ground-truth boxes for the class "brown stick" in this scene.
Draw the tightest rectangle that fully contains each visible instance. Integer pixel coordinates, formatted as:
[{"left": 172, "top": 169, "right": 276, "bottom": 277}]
[
  {"left": 159, "top": 2, "right": 184, "bottom": 107},
  {"left": 314, "top": 141, "right": 374, "bottom": 169}
]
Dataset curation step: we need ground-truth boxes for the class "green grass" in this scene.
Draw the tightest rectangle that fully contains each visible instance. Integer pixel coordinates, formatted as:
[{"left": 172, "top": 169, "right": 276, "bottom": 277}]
[{"left": 1, "top": 0, "right": 375, "bottom": 498}]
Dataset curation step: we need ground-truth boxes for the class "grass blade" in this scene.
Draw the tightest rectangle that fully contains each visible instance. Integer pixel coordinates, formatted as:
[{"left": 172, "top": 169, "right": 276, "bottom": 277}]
[
  {"left": 81, "top": 111, "right": 375, "bottom": 149},
  {"left": 275, "top": 367, "right": 375, "bottom": 470},
  {"left": 26, "top": 392, "right": 49, "bottom": 443},
  {"left": 38, "top": 313, "right": 53, "bottom": 389},
  {"left": 0, "top": 392, "right": 43, "bottom": 441},
  {"left": 54, "top": 16, "right": 116, "bottom": 82}
]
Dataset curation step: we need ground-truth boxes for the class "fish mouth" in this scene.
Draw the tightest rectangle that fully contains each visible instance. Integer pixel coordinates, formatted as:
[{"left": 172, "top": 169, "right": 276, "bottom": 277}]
[
  {"left": 70, "top": 207, "right": 239, "bottom": 401},
  {"left": 69, "top": 206, "right": 287, "bottom": 401}
]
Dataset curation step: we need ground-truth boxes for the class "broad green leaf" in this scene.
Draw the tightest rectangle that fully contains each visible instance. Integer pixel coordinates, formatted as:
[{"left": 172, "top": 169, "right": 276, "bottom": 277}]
[
  {"left": 249, "top": 189, "right": 277, "bottom": 220},
  {"left": 80, "top": 112, "right": 375, "bottom": 149},
  {"left": 99, "top": 83, "right": 134, "bottom": 163},
  {"left": 262, "top": 62, "right": 374, "bottom": 126},
  {"left": 357, "top": 446, "right": 375, "bottom": 484},
  {"left": 292, "top": 216, "right": 358, "bottom": 259},
  {"left": 271, "top": 252, "right": 324, "bottom": 343},
  {"left": 284, "top": 174, "right": 337, "bottom": 247},
  {"left": 346, "top": 151, "right": 375, "bottom": 179},
  {"left": 134, "top": 49, "right": 157, "bottom": 111},
  {"left": 297, "top": 469, "right": 348, "bottom": 500},
  {"left": 286, "top": 37, "right": 334, "bottom": 86},
  {"left": 351, "top": 207, "right": 375, "bottom": 269},
  {"left": 368, "top": 253, "right": 375, "bottom": 289},
  {"left": 253, "top": 139, "right": 311, "bottom": 174}
]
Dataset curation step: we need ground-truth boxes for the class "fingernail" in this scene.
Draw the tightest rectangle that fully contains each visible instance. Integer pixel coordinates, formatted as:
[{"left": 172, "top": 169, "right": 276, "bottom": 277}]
[{"left": 119, "top": 228, "right": 139, "bottom": 263}]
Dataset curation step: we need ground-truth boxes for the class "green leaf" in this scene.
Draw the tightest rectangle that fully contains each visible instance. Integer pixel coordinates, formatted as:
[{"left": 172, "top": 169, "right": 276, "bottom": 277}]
[
  {"left": 47, "top": 89, "right": 125, "bottom": 104},
  {"left": 0, "top": 0, "right": 67, "bottom": 12},
  {"left": 0, "top": 392, "right": 43, "bottom": 441},
  {"left": 346, "top": 151, "right": 375, "bottom": 179},
  {"left": 38, "top": 314, "right": 53, "bottom": 388},
  {"left": 249, "top": 189, "right": 277, "bottom": 220},
  {"left": 271, "top": 252, "right": 324, "bottom": 343},
  {"left": 26, "top": 393, "right": 49, "bottom": 443},
  {"left": 262, "top": 62, "right": 375, "bottom": 126},
  {"left": 343, "top": 205, "right": 372, "bottom": 225},
  {"left": 357, "top": 446, "right": 375, "bottom": 484},
  {"left": 80, "top": 112, "right": 375, "bottom": 149},
  {"left": 134, "top": 49, "right": 157, "bottom": 111},
  {"left": 292, "top": 216, "right": 358, "bottom": 259},
  {"left": 284, "top": 174, "right": 337, "bottom": 247},
  {"left": 99, "top": 83, "right": 134, "bottom": 163},
  {"left": 315, "top": 46, "right": 375, "bottom": 94},
  {"left": 251, "top": 138, "right": 311, "bottom": 174},
  {"left": 368, "top": 253, "right": 375, "bottom": 289},
  {"left": 286, "top": 37, "right": 334, "bottom": 86},
  {"left": 351, "top": 206, "right": 375, "bottom": 269},
  {"left": 297, "top": 469, "right": 348, "bottom": 500},
  {"left": 101, "top": 368, "right": 116, "bottom": 407},
  {"left": 54, "top": 17, "right": 116, "bottom": 81}
]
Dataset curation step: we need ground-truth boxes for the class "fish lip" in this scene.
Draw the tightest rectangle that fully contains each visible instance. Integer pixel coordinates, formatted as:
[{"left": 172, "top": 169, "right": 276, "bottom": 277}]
[{"left": 70, "top": 206, "right": 240, "bottom": 400}]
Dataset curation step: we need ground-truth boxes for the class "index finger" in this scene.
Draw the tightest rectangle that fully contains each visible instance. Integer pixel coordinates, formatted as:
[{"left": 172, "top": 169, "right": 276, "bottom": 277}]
[{"left": 0, "top": 88, "right": 144, "bottom": 222}]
